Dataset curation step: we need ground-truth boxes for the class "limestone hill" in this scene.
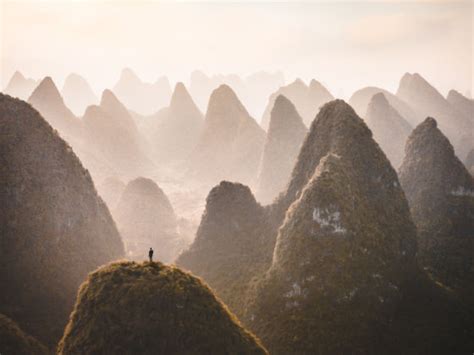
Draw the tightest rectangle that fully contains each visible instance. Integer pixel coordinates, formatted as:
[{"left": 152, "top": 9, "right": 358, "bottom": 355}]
[
  {"left": 57, "top": 261, "right": 267, "bottom": 354},
  {"left": 0, "top": 94, "right": 124, "bottom": 344},
  {"left": 366, "top": 93, "right": 412, "bottom": 168},
  {"left": 399, "top": 117, "right": 474, "bottom": 298},
  {"left": 257, "top": 95, "right": 308, "bottom": 204},
  {"left": 114, "top": 178, "right": 181, "bottom": 262}
]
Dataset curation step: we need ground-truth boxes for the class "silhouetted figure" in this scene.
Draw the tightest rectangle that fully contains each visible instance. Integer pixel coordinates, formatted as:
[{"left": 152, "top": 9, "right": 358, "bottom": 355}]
[{"left": 148, "top": 247, "right": 154, "bottom": 262}]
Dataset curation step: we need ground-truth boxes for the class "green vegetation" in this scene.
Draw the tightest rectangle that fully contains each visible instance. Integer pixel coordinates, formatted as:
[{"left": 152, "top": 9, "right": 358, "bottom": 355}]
[
  {"left": 0, "top": 313, "right": 48, "bottom": 355},
  {"left": 58, "top": 261, "right": 267, "bottom": 354},
  {"left": 0, "top": 93, "right": 124, "bottom": 345}
]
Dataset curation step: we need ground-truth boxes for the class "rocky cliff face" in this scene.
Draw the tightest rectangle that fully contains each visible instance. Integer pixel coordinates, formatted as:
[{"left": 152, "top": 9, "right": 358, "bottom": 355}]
[
  {"left": 61, "top": 73, "right": 98, "bottom": 116},
  {"left": 148, "top": 82, "right": 203, "bottom": 162},
  {"left": 3, "top": 71, "right": 38, "bottom": 101},
  {"left": 399, "top": 117, "right": 474, "bottom": 297},
  {"left": 190, "top": 84, "right": 265, "bottom": 186},
  {"left": 257, "top": 95, "right": 308, "bottom": 204},
  {"left": 261, "top": 79, "right": 334, "bottom": 129},
  {"left": 177, "top": 181, "right": 273, "bottom": 318},
  {"left": 58, "top": 261, "right": 268, "bottom": 354},
  {"left": 365, "top": 93, "right": 412, "bottom": 168},
  {"left": 114, "top": 178, "right": 181, "bottom": 262},
  {"left": 396, "top": 73, "right": 473, "bottom": 159},
  {"left": 0, "top": 94, "right": 124, "bottom": 345}
]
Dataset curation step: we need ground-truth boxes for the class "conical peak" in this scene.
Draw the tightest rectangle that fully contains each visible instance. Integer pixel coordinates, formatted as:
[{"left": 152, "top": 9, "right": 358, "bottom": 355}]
[
  {"left": 207, "top": 84, "right": 246, "bottom": 113},
  {"left": 404, "top": 117, "right": 456, "bottom": 160},
  {"left": 309, "top": 79, "right": 329, "bottom": 93},
  {"left": 125, "top": 177, "right": 164, "bottom": 197},
  {"left": 273, "top": 94, "right": 293, "bottom": 110},
  {"left": 64, "top": 73, "right": 85, "bottom": 83},
  {"left": 120, "top": 67, "right": 139, "bottom": 81},
  {"left": 83, "top": 104, "right": 103, "bottom": 118},
  {"left": 370, "top": 92, "right": 390, "bottom": 107},
  {"left": 206, "top": 181, "right": 258, "bottom": 211},
  {"left": 170, "top": 82, "right": 192, "bottom": 106},
  {"left": 10, "top": 70, "right": 25, "bottom": 82},
  {"left": 269, "top": 95, "right": 304, "bottom": 131},
  {"left": 28, "top": 76, "right": 63, "bottom": 104},
  {"left": 420, "top": 116, "right": 438, "bottom": 129},
  {"left": 289, "top": 78, "right": 307, "bottom": 89},
  {"left": 309, "top": 99, "right": 362, "bottom": 131},
  {"left": 100, "top": 89, "right": 120, "bottom": 107}
]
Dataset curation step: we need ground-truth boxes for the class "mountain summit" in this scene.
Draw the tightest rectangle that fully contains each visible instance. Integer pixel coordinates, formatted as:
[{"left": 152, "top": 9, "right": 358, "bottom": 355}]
[
  {"left": 257, "top": 95, "right": 307, "bottom": 204},
  {"left": 365, "top": 93, "right": 412, "bottom": 168},
  {"left": 147, "top": 82, "right": 203, "bottom": 162},
  {"left": 190, "top": 84, "right": 265, "bottom": 186},
  {"left": 399, "top": 117, "right": 474, "bottom": 297},
  {"left": 61, "top": 73, "right": 98, "bottom": 116}
]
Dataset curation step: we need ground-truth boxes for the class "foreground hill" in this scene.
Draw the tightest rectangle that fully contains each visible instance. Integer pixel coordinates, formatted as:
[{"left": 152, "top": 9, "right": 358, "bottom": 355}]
[
  {"left": 399, "top": 117, "right": 474, "bottom": 299},
  {"left": 114, "top": 178, "right": 181, "bottom": 262},
  {"left": 0, "top": 314, "right": 48, "bottom": 355},
  {"left": 58, "top": 261, "right": 267, "bottom": 354},
  {"left": 0, "top": 94, "right": 124, "bottom": 344}
]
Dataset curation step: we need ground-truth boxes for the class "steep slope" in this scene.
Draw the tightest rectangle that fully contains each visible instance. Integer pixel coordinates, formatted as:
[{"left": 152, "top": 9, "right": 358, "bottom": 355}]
[
  {"left": 177, "top": 181, "right": 273, "bottom": 318},
  {"left": 82, "top": 90, "right": 152, "bottom": 176},
  {"left": 399, "top": 117, "right": 474, "bottom": 297},
  {"left": 61, "top": 73, "right": 98, "bottom": 116},
  {"left": 3, "top": 71, "right": 38, "bottom": 100},
  {"left": 365, "top": 93, "right": 412, "bottom": 168},
  {"left": 257, "top": 95, "right": 308, "bottom": 204},
  {"left": 112, "top": 68, "right": 171, "bottom": 115},
  {"left": 261, "top": 78, "right": 334, "bottom": 129},
  {"left": 396, "top": 73, "right": 473, "bottom": 159},
  {"left": 447, "top": 89, "right": 474, "bottom": 124},
  {"left": 465, "top": 148, "right": 474, "bottom": 172},
  {"left": 148, "top": 82, "right": 203, "bottom": 162},
  {"left": 0, "top": 94, "right": 124, "bottom": 344},
  {"left": 114, "top": 178, "right": 181, "bottom": 262},
  {"left": 349, "top": 86, "right": 419, "bottom": 126},
  {"left": 0, "top": 314, "right": 48, "bottom": 355},
  {"left": 58, "top": 261, "right": 268, "bottom": 354},
  {"left": 248, "top": 100, "right": 418, "bottom": 353},
  {"left": 190, "top": 84, "right": 266, "bottom": 186},
  {"left": 247, "top": 101, "right": 473, "bottom": 354},
  {"left": 28, "top": 77, "right": 82, "bottom": 141}
]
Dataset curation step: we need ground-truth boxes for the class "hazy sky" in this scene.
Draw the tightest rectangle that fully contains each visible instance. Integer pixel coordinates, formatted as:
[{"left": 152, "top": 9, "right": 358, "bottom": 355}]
[{"left": 1, "top": 0, "right": 472, "bottom": 98}]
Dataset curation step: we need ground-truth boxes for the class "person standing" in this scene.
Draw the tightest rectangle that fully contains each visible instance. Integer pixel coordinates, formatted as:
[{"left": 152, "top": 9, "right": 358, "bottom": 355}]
[{"left": 148, "top": 247, "right": 154, "bottom": 262}]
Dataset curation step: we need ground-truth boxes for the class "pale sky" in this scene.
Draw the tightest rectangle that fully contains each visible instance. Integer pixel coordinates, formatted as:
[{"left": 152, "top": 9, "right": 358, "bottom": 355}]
[{"left": 1, "top": 0, "right": 472, "bottom": 98}]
